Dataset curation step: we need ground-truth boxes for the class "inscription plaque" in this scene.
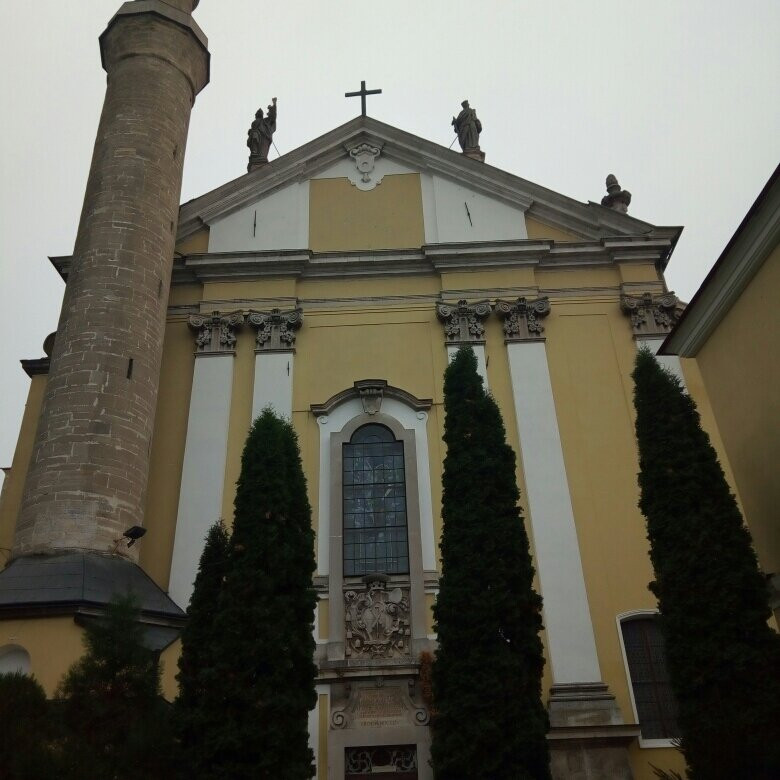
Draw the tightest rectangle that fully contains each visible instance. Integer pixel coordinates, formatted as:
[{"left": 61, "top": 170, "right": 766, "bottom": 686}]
[{"left": 355, "top": 687, "right": 405, "bottom": 729}]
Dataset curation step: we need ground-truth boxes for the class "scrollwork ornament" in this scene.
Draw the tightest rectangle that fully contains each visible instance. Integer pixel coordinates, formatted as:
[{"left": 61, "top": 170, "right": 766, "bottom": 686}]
[
  {"left": 188, "top": 311, "right": 244, "bottom": 354},
  {"left": 495, "top": 296, "right": 551, "bottom": 341},
  {"left": 247, "top": 307, "right": 303, "bottom": 351},
  {"left": 620, "top": 292, "right": 680, "bottom": 337},
  {"left": 436, "top": 299, "right": 492, "bottom": 344}
]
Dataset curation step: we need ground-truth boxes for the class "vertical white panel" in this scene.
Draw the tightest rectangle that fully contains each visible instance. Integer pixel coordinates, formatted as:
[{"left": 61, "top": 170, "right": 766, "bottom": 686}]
[
  {"left": 169, "top": 354, "right": 234, "bottom": 609},
  {"left": 447, "top": 344, "right": 488, "bottom": 389},
  {"left": 642, "top": 337, "right": 687, "bottom": 389},
  {"left": 252, "top": 352, "right": 294, "bottom": 420},
  {"left": 308, "top": 684, "right": 328, "bottom": 774},
  {"left": 507, "top": 341, "right": 601, "bottom": 684}
]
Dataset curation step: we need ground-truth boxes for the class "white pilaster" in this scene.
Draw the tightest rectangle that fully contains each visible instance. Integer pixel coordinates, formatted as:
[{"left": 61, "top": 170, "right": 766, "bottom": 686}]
[
  {"left": 447, "top": 344, "right": 489, "bottom": 389},
  {"left": 169, "top": 354, "right": 234, "bottom": 609},
  {"left": 641, "top": 337, "right": 687, "bottom": 389},
  {"left": 506, "top": 341, "right": 601, "bottom": 684},
  {"left": 308, "top": 684, "right": 329, "bottom": 775},
  {"left": 252, "top": 352, "right": 294, "bottom": 419}
]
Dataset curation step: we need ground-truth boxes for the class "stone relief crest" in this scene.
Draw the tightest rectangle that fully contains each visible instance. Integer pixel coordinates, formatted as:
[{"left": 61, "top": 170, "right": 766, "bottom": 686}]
[
  {"left": 348, "top": 142, "right": 383, "bottom": 191},
  {"left": 345, "top": 574, "right": 410, "bottom": 659},
  {"left": 495, "top": 296, "right": 551, "bottom": 341},
  {"left": 247, "top": 307, "right": 303, "bottom": 351},
  {"left": 436, "top": 299, "right": 492, "bottom": 344},
  {"left": 188, "top": 311, "right": 244, "bottom": 353}
]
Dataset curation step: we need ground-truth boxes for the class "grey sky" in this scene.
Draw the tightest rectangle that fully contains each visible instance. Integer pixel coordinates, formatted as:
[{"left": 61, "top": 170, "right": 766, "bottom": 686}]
[{"left": 1, "top": 0, "right": 779, "bottom": 485}]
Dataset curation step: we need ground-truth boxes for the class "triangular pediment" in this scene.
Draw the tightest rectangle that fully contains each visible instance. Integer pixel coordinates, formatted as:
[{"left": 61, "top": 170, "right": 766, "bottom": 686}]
[{"left": 177, "top": 116, "right": 677, "bottom": 248}]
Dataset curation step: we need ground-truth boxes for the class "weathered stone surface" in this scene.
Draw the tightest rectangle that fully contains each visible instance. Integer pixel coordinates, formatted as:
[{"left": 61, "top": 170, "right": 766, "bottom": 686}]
[{"left": 13, "top": 5, "right": 209, "bottom": 560}]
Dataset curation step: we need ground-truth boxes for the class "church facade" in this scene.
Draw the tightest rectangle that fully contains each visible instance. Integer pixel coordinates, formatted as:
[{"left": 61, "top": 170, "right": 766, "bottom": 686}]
[{"left": 0, "top": 3, "right": 759, "bottom": 779}]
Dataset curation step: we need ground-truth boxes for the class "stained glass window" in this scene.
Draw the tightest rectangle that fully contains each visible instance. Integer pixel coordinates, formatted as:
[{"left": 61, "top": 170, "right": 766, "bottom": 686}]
[
  {"left": 621, "top": 615, "right": 680, "bottom": 740},
  {"left": 343, "top": 424, "right": 409, "bottom": 576}
]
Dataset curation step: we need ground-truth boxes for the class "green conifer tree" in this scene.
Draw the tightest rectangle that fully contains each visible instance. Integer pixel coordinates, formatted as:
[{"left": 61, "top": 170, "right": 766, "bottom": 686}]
[
  {"left": 0, "top": 672, "right": 56, "bottom": 779},
  {"left": 207, "top": 409, "right": 317, "bottom": 780},
  {"left": 56, "top": 597, "right": 176, "bottom": 780},
  {"left": 632, "top": 347, "right": 780, "bottom": 779},
  {"left": 431, "top": 347, "right": 550, "bottom": 780},
  {"left": 175, "top": 520, "right": 230, "bottom": 777}
]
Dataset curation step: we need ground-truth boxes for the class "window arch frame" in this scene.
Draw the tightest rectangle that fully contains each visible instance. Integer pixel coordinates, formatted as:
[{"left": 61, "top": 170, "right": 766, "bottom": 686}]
[
  {"left": 342, "top": 422, "right": 410, "bottom": 577},
  {"left": 0, "top": 643, "right": 31, "bottom": 676},
  {"left": 616, "top": 609, "right": 680, "bottom": 748},
  {"left": 326, "top": 410, "right": 428, "bottom": 660}
]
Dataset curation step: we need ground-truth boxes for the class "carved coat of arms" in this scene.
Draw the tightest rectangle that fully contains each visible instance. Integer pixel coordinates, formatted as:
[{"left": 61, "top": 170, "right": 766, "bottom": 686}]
[{"left": 345, "top": 574, "right": 410, "bottom": 659}]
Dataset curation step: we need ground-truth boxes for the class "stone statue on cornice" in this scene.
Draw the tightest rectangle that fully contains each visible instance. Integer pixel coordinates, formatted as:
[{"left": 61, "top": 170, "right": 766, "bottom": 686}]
[
  {"left": 452, "top": 100, "right": 484, "bottom": 161},
  {"left": 247, "top": 97, "right": 277, "bottom": 171}
]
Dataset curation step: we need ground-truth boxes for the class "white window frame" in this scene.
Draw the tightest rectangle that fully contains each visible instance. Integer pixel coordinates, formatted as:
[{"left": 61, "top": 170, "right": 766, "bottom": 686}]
[{"left": 616, "top": 609, "right": 680, "bottom": 749}]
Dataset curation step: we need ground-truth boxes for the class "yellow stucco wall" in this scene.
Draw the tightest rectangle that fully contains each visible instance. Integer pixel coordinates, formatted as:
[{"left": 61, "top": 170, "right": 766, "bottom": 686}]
[
  {"left": 309, "top": 173, "right": 425, "bottom": 252},
  {"left": 0, "top": 617, "right": 85, "bottom": 696},
  {"left": 694, "top": 245, "right": 780, "bottom": 574},
  {"left": 1, "top": 180, "right": 732, "bottom": 780},
  {"left": 525, "top": 216, "right": 583, "bottom": 242},
  {"left": 0, "top": 374, "right": 47, "bottom": 564}
]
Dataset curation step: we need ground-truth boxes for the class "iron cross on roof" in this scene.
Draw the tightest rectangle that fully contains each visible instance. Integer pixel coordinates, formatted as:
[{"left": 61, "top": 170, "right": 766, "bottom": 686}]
[{"left": 345, "top": 80, "right": 382, "bottom": 117}]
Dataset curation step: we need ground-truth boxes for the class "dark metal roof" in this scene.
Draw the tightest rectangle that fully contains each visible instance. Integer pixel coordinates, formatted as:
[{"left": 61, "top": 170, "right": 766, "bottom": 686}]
[{"left": 0, "top": 553, "right": 185, "bottom": 623}]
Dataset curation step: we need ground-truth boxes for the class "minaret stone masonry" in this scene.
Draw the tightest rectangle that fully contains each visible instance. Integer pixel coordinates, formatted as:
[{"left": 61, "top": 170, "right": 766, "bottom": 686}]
[{"left": 13, "top": 1, "right": 209, "bottom": 560}]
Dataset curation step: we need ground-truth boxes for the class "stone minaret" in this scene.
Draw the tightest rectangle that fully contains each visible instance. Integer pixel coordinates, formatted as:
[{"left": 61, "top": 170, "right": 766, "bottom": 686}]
[{"left": 13, "top": 1, "right": 209, "bottom": 561}]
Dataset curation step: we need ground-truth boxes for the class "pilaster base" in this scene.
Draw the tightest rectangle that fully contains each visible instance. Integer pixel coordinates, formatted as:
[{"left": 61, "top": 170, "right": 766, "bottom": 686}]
[{"left": 547, "top": 683, "right": 639, "bottom": 780}]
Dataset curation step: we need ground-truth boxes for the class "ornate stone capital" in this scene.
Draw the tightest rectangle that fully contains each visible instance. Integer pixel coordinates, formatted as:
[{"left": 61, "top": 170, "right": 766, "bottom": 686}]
[
  {"left": 620, "top": 292, "right": 680, "bottom": 337},
  {"left": 188, "top": 311, "right": 244, "bottom": 354},
  {"left": 345, "top": 574, "right": 410, "bottom": 659},
  {"left": 247, "top": 307, "right": 303, "bottom": 351},
  {"left": 436, "top": 299, "right": 492, "bottom": 344},
  {"left": 495, "top": 296, "right": 551, "bottom": 341}
]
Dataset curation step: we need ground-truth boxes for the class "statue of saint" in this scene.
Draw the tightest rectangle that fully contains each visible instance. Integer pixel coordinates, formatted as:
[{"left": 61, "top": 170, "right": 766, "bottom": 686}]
[
  {"left": 452, "top": 100, "right": 482, "bottom": 152},
  {"left": 247, "top": 97, "right": 277, "bottom": 170}
]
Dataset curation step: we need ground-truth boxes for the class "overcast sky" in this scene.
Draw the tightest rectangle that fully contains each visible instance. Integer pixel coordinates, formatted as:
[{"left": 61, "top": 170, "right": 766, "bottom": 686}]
[{"left": 1, "top": 0, "right": 778, "bottom": 484}]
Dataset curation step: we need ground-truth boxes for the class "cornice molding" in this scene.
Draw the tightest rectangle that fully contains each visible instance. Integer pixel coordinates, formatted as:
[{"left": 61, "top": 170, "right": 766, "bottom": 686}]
[
  {"left": 51, "top": 235, "right": 675, "bottom": 287},
  {"left": 311, "top": 380, "right": 432, "bottom": 417}
]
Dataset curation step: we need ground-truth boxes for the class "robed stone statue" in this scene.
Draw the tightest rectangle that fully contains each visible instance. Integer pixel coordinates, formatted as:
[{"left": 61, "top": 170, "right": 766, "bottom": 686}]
[
  {"left": 247, "top": 97, "right": 277, "bottom": 171},
  {"left": 452, "top": 100, "right": 484, "bottom": 160}
]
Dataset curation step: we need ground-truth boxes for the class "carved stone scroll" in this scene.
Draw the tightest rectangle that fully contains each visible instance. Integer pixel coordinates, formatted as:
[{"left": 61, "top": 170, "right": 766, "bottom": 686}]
[
  {"left": 247, "top": 307, "right": 303, "bottom": 351},
  {"left": 436, "top": 299, "right": 492, "bottom": 344},
  {"left": 495, "top": 296, "right": 551, "bottom": 341},
  {"left": 345, "top": 574, "right": 410, "bottom": 659},
  {"left": 188, "top": 311, "right": 244, "bottom": 354},
  {"left": 620, "top": 292, "right": 680, "bottom": 337}
]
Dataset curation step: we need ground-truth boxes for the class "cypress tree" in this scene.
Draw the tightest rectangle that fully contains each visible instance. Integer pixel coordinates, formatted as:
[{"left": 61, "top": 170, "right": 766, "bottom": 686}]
[
  {"left": 0, "top": 672, "right": 56, "bottom": 779},
  {"left": 632, "top": 347, "right": 780, "bottom": 779},
  {"left": 431, "top": 347, "right": 550, "bottom": 780},
  {"left": 207, "top": 408, "right": 317, "bottom": 779},
  {"left": 175, "top": 520, "right": 230, "bottom": 777},
  {"left": 56, "top": 597, "right": 176, "bottom": 780}
]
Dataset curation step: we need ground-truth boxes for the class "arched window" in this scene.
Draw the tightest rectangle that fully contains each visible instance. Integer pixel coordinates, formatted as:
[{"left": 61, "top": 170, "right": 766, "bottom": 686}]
[
  {"left": 343, "top": 424, "right": 409, "bottom": 576},
  {"left": 0, "top": 644, "right": 31, "bottom": 676},
  {"left": 620, "top": 614, "right": 680, "bottom": 742}
]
